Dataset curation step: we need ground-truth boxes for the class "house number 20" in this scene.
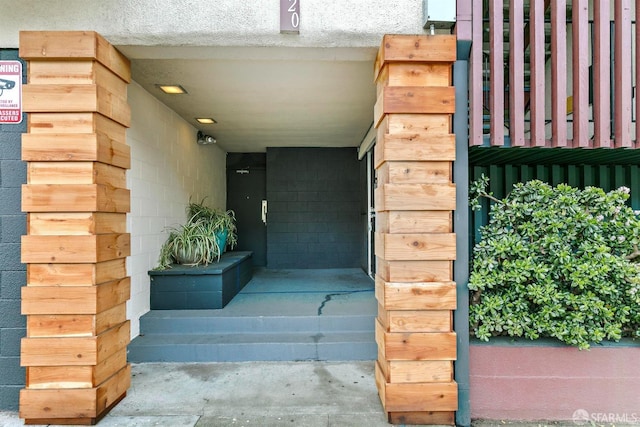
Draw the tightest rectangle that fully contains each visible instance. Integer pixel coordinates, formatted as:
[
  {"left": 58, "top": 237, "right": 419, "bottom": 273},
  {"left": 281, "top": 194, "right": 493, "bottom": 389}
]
[
  {"left": 280, "top": 0, "right": 300, "bottom": 33},
  {"left": 288, "top": 0, "right": 299, "bottom": 28}
]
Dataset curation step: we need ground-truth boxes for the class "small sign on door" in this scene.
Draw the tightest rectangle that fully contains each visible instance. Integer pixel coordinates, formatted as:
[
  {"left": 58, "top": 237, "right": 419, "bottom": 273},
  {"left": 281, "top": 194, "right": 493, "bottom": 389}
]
[{"left": 0, "top": 60, "right": 22, "bottom": 124}]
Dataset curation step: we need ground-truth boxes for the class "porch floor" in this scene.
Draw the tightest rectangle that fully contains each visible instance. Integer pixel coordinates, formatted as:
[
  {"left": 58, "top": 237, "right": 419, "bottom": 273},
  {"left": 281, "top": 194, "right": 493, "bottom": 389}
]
[{"left": 195, "top": 267, "right": 376, "bottom": 316}]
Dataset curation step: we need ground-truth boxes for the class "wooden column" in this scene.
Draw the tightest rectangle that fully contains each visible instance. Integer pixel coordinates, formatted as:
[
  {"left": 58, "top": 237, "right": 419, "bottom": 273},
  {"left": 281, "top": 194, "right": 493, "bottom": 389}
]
[
  {"left": 18, "top": 31, "right": 131, "bottom": 425},
  {"left": 373, "top": 35, "right": 457, "bottom": 425}
]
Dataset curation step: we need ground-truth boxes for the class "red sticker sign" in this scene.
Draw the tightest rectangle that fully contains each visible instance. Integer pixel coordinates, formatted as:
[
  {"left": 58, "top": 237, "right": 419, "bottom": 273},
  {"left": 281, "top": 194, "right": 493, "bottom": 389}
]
[{"left": 0, "top": 61, "right": 23, "bottom": 124}]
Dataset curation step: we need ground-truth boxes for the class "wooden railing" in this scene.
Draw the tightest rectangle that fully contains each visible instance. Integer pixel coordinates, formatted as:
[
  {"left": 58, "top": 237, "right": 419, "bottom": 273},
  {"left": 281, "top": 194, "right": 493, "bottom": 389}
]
[{"left": 467, "top": 0, "right": 639, "bottom": 148}]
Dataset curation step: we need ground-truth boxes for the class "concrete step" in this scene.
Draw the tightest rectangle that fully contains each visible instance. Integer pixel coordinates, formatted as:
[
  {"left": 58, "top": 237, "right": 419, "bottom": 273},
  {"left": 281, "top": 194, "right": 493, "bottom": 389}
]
[
  {"left": 138, "top": 310, "right": 375, "bottom": 334},
  {"left": 127, "top": 331, "right": 377, "bottom": 362},
  {"left": 129, "top": 310, "right": 377, "bottom": 362}
]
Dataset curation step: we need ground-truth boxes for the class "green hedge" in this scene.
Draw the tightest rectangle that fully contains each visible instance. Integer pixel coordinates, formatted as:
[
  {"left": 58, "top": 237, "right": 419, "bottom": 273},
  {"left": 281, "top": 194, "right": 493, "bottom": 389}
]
[{"left": 469, "top": 177, "right": 640, "bottom": 349}]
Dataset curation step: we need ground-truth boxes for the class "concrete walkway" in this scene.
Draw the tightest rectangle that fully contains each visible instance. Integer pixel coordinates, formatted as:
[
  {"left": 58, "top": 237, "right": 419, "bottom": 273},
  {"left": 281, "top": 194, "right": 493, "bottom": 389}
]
[
  {"left": 0, "top": 361, "right": 408, "bottom": 427},
  {"left": 2, "top": 361, "right": 637, "bottom": 426}
]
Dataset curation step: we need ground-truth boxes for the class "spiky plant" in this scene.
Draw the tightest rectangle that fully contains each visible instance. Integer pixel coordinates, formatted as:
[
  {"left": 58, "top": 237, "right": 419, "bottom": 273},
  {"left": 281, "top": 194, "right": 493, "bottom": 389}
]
[
  {"left": 156, "top": 199, "right": 237, "bottom": 269},
  {"left": 186, "top": 199, "right": 237, "bottom": 249}
]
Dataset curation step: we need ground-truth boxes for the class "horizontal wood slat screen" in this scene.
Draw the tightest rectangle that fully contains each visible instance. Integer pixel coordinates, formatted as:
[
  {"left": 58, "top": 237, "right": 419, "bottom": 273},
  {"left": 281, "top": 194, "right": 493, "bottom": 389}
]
[
  {"left": 374, "top": 34, "right": 457, "bottom": 425},
  {"left": 18, "top": 31, "right": 131, "bottom": 425}
]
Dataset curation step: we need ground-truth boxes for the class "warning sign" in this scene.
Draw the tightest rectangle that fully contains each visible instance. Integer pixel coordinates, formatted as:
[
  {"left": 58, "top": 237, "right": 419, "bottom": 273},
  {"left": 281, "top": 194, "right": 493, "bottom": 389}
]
[{"left": 0, "top": 61, "right": 22, "bottom": 124}]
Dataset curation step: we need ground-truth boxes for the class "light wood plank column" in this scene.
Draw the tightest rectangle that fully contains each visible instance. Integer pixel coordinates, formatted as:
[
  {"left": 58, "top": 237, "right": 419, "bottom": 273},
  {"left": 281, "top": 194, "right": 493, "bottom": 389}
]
[
  {"left": 18, "top": 31, "right": 132, "bottom": 425},
  {"left": 373, "top": 35, "right": 458, "bottom": 425}
]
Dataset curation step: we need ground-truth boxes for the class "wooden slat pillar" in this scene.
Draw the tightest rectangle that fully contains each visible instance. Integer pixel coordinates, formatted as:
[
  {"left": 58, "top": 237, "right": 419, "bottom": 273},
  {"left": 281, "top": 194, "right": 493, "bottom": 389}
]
[
  {"left": 509, "top": 0, "right": 525, "bottom": 146},
  {"left": 529, "top": 0, "right": 546, "bottom": 146},
  {"left": 489, "top": 0, "right": 504, "bottom": 146},
  {"left": 593, "top": 0, "right": 611, "bottom": 148},
  {"left": 373, "top": 35, "right": 457, "bottom": 425},
  {"left": 637, "top": 0, "right": 640, "bottom": 148},
  {"left": 572, "top": 0, "right": 590, "bottom": 147},
  {"left": 614, "top": 0, "right": 633, "bottom": 148},
  {"left": 550, "top": 0, "right": 568, "bottom": 147},
  {"left": 18, "top": 31, "right": 132, "bottom": 425},
  {"left": 469, "top": 0, "right": 484, "bottom": 146}
]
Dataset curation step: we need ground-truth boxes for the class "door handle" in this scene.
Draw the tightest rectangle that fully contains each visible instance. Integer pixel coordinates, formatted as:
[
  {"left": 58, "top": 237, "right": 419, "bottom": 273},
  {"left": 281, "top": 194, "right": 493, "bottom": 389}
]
[
  {"left": 261, "top": 200, "right": 267, "bottom": 225},
  {"left": 368, "top": 208, "right": 376, "bottom": 232}
]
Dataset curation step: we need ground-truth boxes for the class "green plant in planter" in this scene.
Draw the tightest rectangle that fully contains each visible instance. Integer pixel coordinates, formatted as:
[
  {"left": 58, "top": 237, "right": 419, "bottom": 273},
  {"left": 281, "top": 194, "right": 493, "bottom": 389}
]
[
  {"left": 157, "top": 200, "right": 237, "bottom": 269},
  {"left": 186, "top": 200, "right": 238, "bottom": 249},
  {"left": 469, "top": 176, "right": 640, "bottom": 349}
]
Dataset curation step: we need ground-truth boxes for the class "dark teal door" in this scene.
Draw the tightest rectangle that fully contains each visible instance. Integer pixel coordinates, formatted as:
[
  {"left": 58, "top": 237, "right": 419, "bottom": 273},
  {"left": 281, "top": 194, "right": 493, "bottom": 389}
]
[{"left": 227, "top": 166, "right": 267, "bottom": 266}]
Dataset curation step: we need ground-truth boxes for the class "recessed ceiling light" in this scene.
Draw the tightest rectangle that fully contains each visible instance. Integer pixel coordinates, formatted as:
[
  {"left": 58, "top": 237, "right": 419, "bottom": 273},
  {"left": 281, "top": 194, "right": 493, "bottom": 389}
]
[
  {"left": 157, "top": 84, "right": 187, "bottom": 94},
  {"left": 196, "top": 118, "right": 217, "bottom": 124}
]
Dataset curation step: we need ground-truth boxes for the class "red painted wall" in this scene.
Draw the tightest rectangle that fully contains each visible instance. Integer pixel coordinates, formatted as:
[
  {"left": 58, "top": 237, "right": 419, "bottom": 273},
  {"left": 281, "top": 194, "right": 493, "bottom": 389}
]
[{"left": 470, "top": 343, "right": 640, "bottom": 422}]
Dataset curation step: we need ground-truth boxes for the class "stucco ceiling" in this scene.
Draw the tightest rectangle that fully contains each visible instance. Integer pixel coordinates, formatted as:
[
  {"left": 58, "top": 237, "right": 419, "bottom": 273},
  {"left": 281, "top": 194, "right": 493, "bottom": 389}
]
[{"left": 122, "top": 46, "right": 378, "bottom": 153}]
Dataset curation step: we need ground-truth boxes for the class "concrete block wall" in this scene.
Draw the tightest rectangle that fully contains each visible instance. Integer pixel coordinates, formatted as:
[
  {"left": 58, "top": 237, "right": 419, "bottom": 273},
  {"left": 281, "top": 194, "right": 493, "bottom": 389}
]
[
  {"left": 266, "top": 147, "right": 362, "bottom": 269},
  {"left": 127, "top": 82, "right": 227, "bottom": 337},
  {"left": 0, "top": 49, "right": 26, "bottom": 410}
]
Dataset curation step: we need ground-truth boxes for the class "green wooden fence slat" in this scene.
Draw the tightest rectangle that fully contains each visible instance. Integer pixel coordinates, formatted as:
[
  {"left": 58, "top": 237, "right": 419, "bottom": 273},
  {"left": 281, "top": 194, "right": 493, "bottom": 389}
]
[
  {"left": 536, "top": 165, "right": 549, "bottom": 182},
  {"left": 567, "top": 165, "right": 580, "bottom": 187},
  {"left": 489, "top": 165, "right": 503, "bottom": 199},
  {"left": 613, "top": 165, "right": 626, "bottom": 189},
  {"left": 630, "top": 165, "right": 640, "bottom": 210},
  {"left": 504, "top": 164, "right": 517, "bottom": 195},
  {"left": 598, "top": 165, "right": 611, "bottom": 191},
  {"left": 582, "top": 165, "right": 595, "bottom": 187},
  {"left": 551, "top": 164, "right": 565, "bottom": 186}
]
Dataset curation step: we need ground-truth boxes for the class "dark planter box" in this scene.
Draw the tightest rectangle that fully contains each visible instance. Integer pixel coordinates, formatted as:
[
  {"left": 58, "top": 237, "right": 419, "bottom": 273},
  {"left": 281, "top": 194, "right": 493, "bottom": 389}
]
[{"left": 149, "top": 251, "right": 253, "bottom": 309}]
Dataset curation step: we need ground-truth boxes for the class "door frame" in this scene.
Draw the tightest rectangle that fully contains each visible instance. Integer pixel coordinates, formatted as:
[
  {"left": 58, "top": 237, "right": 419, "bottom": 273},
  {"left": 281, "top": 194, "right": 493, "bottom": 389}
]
[{"left": 366, "top": 148, "right": 376, "bottom": 278}]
